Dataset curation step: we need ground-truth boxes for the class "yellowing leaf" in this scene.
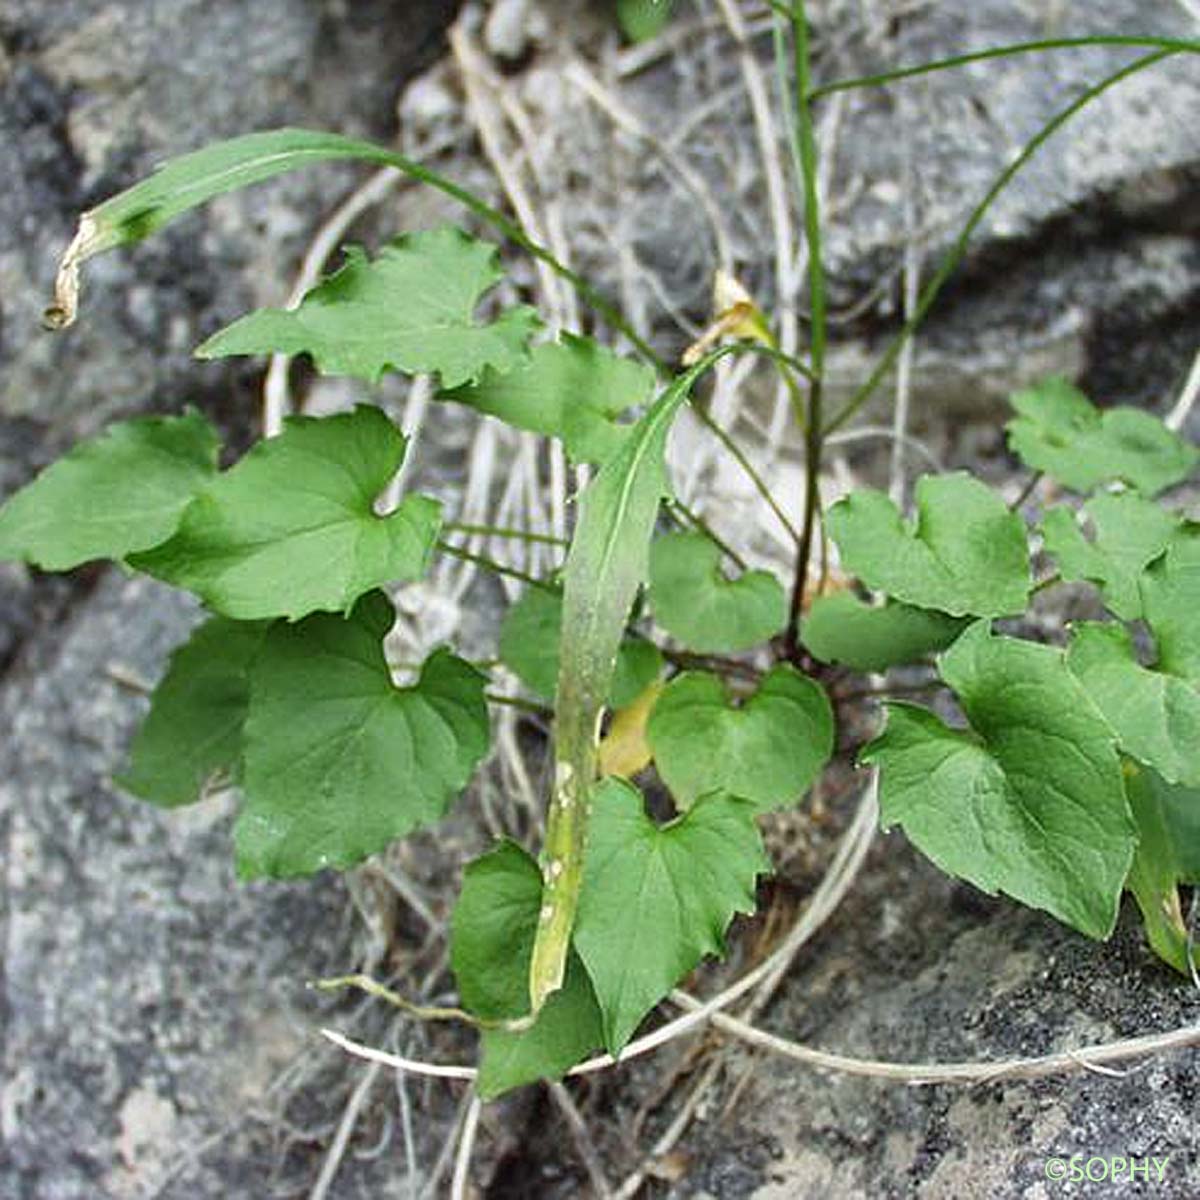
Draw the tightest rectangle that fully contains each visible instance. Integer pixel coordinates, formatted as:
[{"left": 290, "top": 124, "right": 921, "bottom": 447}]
[{"left": 598, "top": 680, "right": 664, "bottom": 778}]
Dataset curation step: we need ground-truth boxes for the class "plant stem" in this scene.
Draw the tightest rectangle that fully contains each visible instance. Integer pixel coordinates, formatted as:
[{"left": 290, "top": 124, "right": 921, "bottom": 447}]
[
  {"left": 660, "top": 647, "right": 764, "bottom": 683},
  {"left": 486, "top": 691, "right": 551, "bottom": 716},
  {"left": 443, "top": 521, "right": 568, "bottom": 547},
  {"left": 823, "top": 50, "right": 1175, "bottom": 437},
  {"left": 435, "top": 539, "right": 555, "bottom": 590},
  {"left": 809, "top": 36, "right": 1200, "bottom": 100},
  {"left": 692, "top": 408, "right": 802, "bottom": 544},
  {"left": 1008, "top": 471, "right": 1044, "bottom": 512},
  {"left": 667, "top": 498, "right": 747, "bottom": 571},
  {"left": 784, "top": 0, "right": 827, "bottom": 661}
]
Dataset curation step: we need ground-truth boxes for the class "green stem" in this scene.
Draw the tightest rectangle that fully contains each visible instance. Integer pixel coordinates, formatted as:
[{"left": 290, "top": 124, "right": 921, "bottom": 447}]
[
  {"left": 1031, "top": 572, "right": 1063, "bottom": 596},
  {"left": 692, "top": 408, "right": 802, "bottom": 544},
  {"left": 386, "top": 153, "right": 667, "bottom": 373},
  {"left": 809, "top": 36, "right": 1200, "bottom": 100},
  {"left": 435, "top": 539, "right": 555, "bottom": 590},
  {"left": 667, "top": 498, "right": 748, "bottom": 571},
  {"left": 823, "top": 49, "right": 1176, "bottom": 437},
  {"left": 486, "top": 691, "right": 551, "bottom": 716},
  {"left": 661, "top": 647, "right": 763, "bottom": 683},
  {"left": 443, "top": 521, "right": 569, "bottom": 547},
  {"left": 784, "top": 0, "right": 827, "bottom": 661}
]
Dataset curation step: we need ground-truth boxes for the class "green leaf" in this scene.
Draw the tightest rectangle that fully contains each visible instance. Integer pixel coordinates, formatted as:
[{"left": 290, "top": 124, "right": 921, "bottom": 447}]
[
  {"left": 1140, "top": 525, "right": 1200, "bottom": 684},
  {"left": 801, "top": 592, "right": 969, "bottom": 671},
  {"left": 451, "top": 842, "right": 604, "bottom": 1098},
  {"left": 235, "top": 592, "right": 489, "bottom": 878},
  {"left": 198, "top": 228, "right": 539, "bottom": 389},
  {"left": 1041, "top": 492, "right": 1179, "bottom": 620},
  {"left": 130, "top": 405, "right": 440, "bottom": 621},
  {"left": 1006, "top": 377, "right": 1197, "bottom": 496},
  {"left": 1125, "top": 762, "right": 1200, "bottom": 975},
  {"left": 617, "top": 0, "right": 675, "bottom": 42},
  {"left": 118, "top": 616, "right": 270, "bottom": 807},
  {"left": 861, "top": 622, "right": 1134, "bottom": 940},
  {"left": 574, "top": 778, "right": 769, "bottom": 1054},
  {"left": 478, "top": 955, "right": 603, "bottom": 1100},
  {"left": 648, "top": 532, "right": 787, "bottom": 653},
  {"left": 647, "top": 666, "right": 833, "bottom": 811},
  {"left": 452, "top": 842, "right": 544, "bottom": 1022},
  {"left": 497, "top": 586, "right": 663, "bottom": 708},
  {"left": 48, "top": 129, "right": 413, "bottom": 328},
  {"left": 0, "top": 410, "right": 218, "bottom": 570},
  {"left": 826, "top": 473, "right": 1030, "bottom": 618},
  {"left": 1067, "top": 622, "right": 1200, "bottom": 788},
  {"left": 438, "top": 334, "right": 655, "bottom": 465},
  {"left": 529, "top": 359, "right": 714, "bottom": 1011}
]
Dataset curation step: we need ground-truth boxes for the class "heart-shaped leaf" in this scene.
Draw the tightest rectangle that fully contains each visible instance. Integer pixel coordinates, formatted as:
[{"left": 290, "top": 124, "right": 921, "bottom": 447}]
[
  {"left": 801, "top": 592, "right": 968, "bottom": 671},
  {"left": 236, "top": 592, "right": 489, "bottom": 878},
  {"left": 648, "top": 532, "right": 787, "bottom": 653},
  {"left": 862, "top": 622, "right": 1134, "bottom": 939},
  {"left": 1067, "top": 622, "right": 1200, "bottom": 788},
  {"left": 119, "top": 616, "right": 270, "bottom": 808},
  {"left": 498, "top": 585, "right": 662, "bottom": 708},
  {"left": 1007, "top": 377, "right": 1197, "bottom": 496},
  {"left": 647, "top": 666, "right": 833, "bottom": 811},
  {"left": 450, "top": 841, "right": 604, "bottom": 1098},
  {"left": 574, "top": 779, "right": 769, "bottom": 1054},
  {"left": 199, "top": 227, "right": 539, "bottom": 388},
  {"left": 826, "top": 473, "right": 1030, "bottom": 618},
  {"left": 439, "top": 334, "right": 654, "bottom": 465},
  {"left": 131, "top": 405, "right": 440, "bottom": 621},
  {"left": 1140, "top": 525, "right": 1200, "bottom": 684},
  {"left": 1042, "top": 492, "right": 1180, "bottom": 620},
  {"left": 0, "top": 410, "right": 218, "bottom": 570}
]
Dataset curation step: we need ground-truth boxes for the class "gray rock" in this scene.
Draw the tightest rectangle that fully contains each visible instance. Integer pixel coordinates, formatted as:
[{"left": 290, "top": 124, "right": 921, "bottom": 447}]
[
  {"left": 603, "top": 0, "right": 1200, "bottom": 417},
  {"left": 0, "top": 571, "right": 472, "bottom": 1197},
  {"left": 658, "top": 840, "right": 1200, "bottom": 1199}
]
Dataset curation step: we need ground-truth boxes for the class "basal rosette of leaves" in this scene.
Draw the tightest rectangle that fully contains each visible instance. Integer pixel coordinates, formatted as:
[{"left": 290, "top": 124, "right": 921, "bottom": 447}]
[{"left": 8, "top": 48, "right": 1200, "bottom": 1111}]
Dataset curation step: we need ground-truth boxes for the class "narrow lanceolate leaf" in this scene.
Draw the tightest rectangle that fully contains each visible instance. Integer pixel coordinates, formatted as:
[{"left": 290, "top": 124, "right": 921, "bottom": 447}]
[
  {"left": 1125, "top": 762, "right": 1200, "bottom": 976},
  {"left": 438, "top": 334, "right": 655, "bottom": 465},
  {"left": 1041, "top": 492, "right": 1179, "bottom": 620},
  {"left": 131, "top": 405, "right": 440, "bottom": 621},
  {"left": 574, "top": 779, "right": 769, "bottom": 1055},
  {"left": 198, "top": 228, "right": 539, "bottom": 389},
  {"left": 498, "top": 586, "right": 662, "bottom": 709},
  {"left": 119, "top": 616, "right": 270, "bottom": 808},
  {"left": 617, "top": 0, "right": 675, "bottom": 42},
  {"left": 1140, "top": 525, "right": 1200, "bottom": 684},
  {"left": 450, "top": 842, "right": 604, "bottom": 1098},
  {"left": 530, "top": 358, "right": 717, "bottom": 1013},
  {"left": 801, "top": 592, "right": 969, "bottom": 672},
  {"left": 1006, "top": 376, "right": 1198, "bottom": 496},
  {"left": 647, "top": 667, "right": 833, "bottom": 812},
  {"left": 648, "top": 532, "right": 787, "bottom": 653},
  {"left": 0, "top": 410, "right": 218, "bottom": 570},
  {"left": 826, "top": 473, "right": 1030, "bottom": 618},
  {"left": 47, "top": 128, "right": 430, "bottom": 329},
  {"left": 862, "top": 622, "right": 1134, "bottom": 940},
  {"left": 1067, "top": 622, "right": 1200, "bottom": 788},
  {"left": 236, "top": 592, "right": 488, "bottom": 878}
]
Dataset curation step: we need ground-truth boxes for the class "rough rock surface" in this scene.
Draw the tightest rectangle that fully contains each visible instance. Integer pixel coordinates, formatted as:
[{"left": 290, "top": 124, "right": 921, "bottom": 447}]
[{"left": 663, "top": 849, "right": 1200, "bottom": 1200}]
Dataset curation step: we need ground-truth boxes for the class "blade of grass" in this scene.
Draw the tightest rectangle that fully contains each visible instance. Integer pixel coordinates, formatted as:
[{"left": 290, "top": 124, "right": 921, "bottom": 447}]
[{"left": 824, "top": 49, "right": 1177, "bottom": 436}]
